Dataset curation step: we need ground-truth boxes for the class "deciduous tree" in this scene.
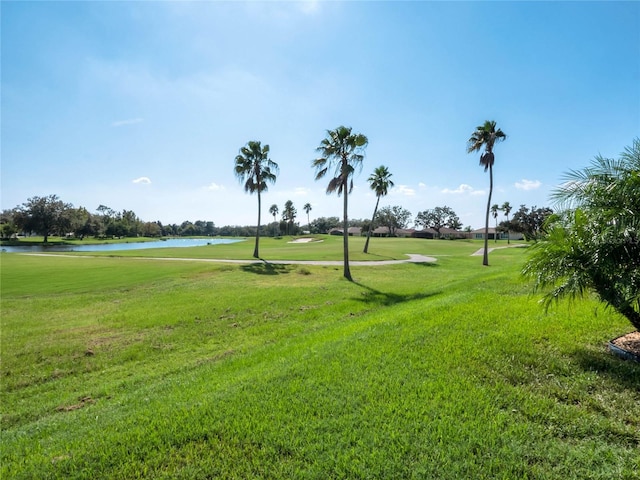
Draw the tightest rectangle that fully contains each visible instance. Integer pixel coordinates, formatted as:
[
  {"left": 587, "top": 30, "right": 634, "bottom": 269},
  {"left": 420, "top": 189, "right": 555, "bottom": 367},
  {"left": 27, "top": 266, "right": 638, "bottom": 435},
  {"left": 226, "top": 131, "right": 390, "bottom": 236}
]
[
  {"left": 375, "top": 205, "right": 412, "bottom": 237},
  {"left": 414, "top": 206, "right": 461, "bottom": 238},
  {"left": 16, "top": 194, "right": 70, "bottom": 243},
  {"left": 309, "top": 216, "right": 340, "bottom": 234},
  {"left": 506, "top": 205, "right": 553, "bottom": 241}
]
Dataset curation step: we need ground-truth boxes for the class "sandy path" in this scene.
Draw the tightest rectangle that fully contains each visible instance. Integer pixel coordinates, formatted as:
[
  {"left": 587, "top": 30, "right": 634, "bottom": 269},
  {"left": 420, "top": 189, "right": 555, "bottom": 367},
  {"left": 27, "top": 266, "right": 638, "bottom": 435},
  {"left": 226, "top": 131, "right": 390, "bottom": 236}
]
[
  {"left": 21, "top": 253, "right": 437, "bottom": 266},
  {"left": 471, "top": 244, "right": 527, "bottom": 256}
]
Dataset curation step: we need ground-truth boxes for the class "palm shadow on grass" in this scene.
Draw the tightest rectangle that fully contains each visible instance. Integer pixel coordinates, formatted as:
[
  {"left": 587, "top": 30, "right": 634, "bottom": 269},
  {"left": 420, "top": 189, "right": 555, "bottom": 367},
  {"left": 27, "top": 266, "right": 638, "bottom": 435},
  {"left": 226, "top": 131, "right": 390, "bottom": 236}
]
[
  {"left": 572, "top": 348, "right": 640, "bottom": 392},
  {"left": 240, "top": 261, "right": 294, "bottom": 275},
  {"left": 353, "top": 281, "right": 441, "bottom": 307},
  {"left": 408, "top": 261, "right": 439, "bottom": 268}
]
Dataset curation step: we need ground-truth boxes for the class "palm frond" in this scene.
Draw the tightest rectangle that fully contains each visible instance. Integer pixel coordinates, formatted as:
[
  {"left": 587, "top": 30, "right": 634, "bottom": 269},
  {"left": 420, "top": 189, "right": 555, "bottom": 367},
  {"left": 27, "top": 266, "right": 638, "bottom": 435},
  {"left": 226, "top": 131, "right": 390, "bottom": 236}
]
[
  {"left": 313, "top": 126, "right": 368, "bottom": 195},
  {"left": 326, "top": 177, "right": 341, "bottom": 194},
  {"left": 479, "top": 152, "right": 494, "bottom": 171},
  {"left": 523, "top": 139, "right": 640, "bottom": 328}
]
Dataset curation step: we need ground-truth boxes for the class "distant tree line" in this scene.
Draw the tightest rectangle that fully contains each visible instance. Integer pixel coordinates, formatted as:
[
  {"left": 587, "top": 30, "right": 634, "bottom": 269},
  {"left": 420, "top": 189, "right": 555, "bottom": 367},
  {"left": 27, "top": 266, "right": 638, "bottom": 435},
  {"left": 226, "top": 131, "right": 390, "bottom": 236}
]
[
  {"left": 1, "top": 193, "right": 552, "bottom": 244},
  {"left": 498, "top": 204, "right": 554, "bottom": 242},
  {"left": 0, "top": 194, "right": 258, "bottom": 242}
]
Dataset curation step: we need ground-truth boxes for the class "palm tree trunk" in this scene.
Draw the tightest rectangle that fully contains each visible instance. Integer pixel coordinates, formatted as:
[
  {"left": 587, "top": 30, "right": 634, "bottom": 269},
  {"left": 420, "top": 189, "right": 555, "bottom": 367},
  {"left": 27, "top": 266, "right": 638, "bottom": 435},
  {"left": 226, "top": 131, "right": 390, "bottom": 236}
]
[
  {"left": 343, "top": 178, "right": 352, "bottom": 281},
  {"left": 483, "top": 165, "right": 493, "bottom": 266},
  {"left": 506, "top": 213, "right": 511, "bottom": 245},
  {"left": 618, "top": 305, "right": 640, "bottom": 332},
  {"left": 363, "top": 196, "right": 380, "bottom": 254},
  {"left": 254, "top": 191, "right": 261, "bottom": 258},
  {"left": 601, "top": 286, "right": 640, "bottom": 331}
]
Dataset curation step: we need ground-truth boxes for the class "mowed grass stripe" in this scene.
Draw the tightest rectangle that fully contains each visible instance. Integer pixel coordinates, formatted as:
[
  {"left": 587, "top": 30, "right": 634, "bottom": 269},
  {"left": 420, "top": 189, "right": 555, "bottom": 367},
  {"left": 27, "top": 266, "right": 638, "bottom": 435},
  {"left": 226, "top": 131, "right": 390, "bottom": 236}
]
[{"left": 1, "top": 241, "right": 638, "bottom": 479}]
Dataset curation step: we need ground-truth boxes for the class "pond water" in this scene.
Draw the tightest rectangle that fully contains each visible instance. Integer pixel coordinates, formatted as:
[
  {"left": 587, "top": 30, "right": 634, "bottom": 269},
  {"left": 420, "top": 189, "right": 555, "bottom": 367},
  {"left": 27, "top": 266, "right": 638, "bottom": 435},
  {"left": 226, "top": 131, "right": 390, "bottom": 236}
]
[{"left": 1, "top": 238, "right": 244, "bottom": 253}]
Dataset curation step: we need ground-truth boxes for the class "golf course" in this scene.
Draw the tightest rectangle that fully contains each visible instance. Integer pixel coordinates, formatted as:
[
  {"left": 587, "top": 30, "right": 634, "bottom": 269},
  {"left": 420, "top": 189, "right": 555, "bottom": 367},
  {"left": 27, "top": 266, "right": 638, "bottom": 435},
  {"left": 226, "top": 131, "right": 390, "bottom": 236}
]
[{"left": 1, "top": 236, "right": 638, "bottom": 479}]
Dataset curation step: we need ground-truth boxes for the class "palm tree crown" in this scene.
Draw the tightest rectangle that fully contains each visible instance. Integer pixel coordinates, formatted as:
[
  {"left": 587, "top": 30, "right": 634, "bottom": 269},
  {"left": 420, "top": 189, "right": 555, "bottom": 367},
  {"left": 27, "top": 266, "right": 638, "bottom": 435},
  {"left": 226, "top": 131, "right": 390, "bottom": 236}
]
[
  {"left": 234, "top": 141, "right": 278, "bottom": 195},
  {"left": 269, "top": 204, "right": 279, "bottom": 220},
  {"left": 364, "top": 165, "right": 394, "bottom": 254},
  {"left": 467, "top": 120, "right": 507, "bottom": 171},
  {"left": 234, "top": 141, "right": 278, "bottom": 258},
  {"left": 313, "top": 126, "right": 368, "bottom": 280},
  {"left": 313, "top": 126, "right": 368, "bottom": 195},
  {"left": 368, "top": 165, "right": 394, "bottom": 198},
  {"left": 501, "top": 201, "right": 512, "bottom": 217}
]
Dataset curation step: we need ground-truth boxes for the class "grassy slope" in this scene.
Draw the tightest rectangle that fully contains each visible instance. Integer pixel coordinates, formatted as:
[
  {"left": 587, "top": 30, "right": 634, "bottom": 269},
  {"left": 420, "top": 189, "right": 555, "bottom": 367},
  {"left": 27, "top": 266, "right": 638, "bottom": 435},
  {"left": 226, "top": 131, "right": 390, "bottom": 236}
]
[{"left": 1, "top": 238, "right": 638, "bottom": 479}]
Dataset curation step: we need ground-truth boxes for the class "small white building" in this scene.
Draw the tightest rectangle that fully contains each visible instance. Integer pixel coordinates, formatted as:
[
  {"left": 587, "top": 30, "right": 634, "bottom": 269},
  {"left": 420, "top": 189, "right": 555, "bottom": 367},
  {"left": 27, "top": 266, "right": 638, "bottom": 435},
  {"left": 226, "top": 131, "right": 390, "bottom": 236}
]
[{"left": 471, "top": 227, "right": 523, "bottom": 241}]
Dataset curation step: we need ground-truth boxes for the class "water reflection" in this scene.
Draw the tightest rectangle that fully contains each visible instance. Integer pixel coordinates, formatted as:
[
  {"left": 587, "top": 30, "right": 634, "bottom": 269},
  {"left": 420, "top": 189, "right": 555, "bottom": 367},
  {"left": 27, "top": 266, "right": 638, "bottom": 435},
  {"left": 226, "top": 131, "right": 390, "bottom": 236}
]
[{"left": 1, "top": 238, "right": 243, "bottom": 253}]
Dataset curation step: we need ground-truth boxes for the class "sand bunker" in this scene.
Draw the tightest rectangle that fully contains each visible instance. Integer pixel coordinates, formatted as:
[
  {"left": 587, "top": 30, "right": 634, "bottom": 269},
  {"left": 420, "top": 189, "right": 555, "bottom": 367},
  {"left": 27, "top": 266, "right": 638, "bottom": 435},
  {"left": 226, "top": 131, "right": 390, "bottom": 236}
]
[{"left": 288, "top": 237, "right": 322, "bottom": 244}]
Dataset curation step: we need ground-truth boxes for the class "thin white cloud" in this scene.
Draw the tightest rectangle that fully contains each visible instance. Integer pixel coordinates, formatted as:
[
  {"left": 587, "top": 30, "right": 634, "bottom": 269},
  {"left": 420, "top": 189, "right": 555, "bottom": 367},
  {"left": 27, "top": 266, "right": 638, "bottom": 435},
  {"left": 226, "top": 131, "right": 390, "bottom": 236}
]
[
  {"left": 394, "top": 185, "right": 416, "bottom": 196},
  {"left": 299, "top": 0, "right": 320, "bottom": 15},
  {"left": 207, "top": 182, "right": 225, "bottom": 191},
  {"left": 442, "top": 184, "right": 474, "bottom": 194},
  {"left": 132, "top": 177, "right": 151, "bottom": 185},
  {"left": 418, "top": 182, "right": 427, "bottom": 189},
  {"left": 112, "top": 118, "right": 143, "bottom": 127},
  {"left": 244, "top": 0, "right": 321, "bottom": 20},
  {"left": 294, "top": 187, "right": 310, "bottom": 196},
  {"left": 515, "top": 179, "right": 542, "bottom": 191}
]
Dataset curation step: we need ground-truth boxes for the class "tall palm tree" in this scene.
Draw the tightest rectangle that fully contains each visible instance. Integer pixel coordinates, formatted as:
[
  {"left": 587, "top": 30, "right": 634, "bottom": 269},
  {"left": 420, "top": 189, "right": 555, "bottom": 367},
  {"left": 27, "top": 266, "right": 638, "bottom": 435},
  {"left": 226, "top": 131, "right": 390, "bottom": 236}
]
[
  {"left": 501, "top": 201, "right": 512, "bottom": 244},
  {"left": 313, "top": 126, "right": 368, "bottom": 281},
  {"left": 467, "top": 120, "right": 507, "bottom": 266},
  {"left": 282, "top": 200, "right": 296, "bottom": 236},
  {"left": 269, "top": 204, "right": 279, "bottom": 237},
  {"left": 491, "top": 204, "right": 500, "bottom": 243},
  {"left": 234, "top": 141, "right": 278, "bottom": 258},
  {"left": 303, "top": 203, "right": 312, "bottom": 232},
  {"left": 363, "top": 165, "right": 394, "bottom": 253}
]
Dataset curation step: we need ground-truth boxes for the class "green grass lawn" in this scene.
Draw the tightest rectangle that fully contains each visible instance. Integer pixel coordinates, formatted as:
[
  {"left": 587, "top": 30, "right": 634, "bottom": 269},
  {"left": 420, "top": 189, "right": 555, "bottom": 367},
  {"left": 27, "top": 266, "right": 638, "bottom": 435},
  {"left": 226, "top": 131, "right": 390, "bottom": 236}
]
[
  {"left": 1, "top": 238, "right": 638, "bottom": 479},
  {"left": 35, "top": 234, "right": 485, "bottom": 261}
]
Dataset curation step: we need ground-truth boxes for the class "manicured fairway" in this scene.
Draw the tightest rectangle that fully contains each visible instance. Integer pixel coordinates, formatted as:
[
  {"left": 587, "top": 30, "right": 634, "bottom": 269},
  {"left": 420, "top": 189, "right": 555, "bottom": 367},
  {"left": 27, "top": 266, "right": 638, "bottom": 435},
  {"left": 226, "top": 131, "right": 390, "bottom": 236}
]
[{"left": 1, "top": 237, "right": 638, "bottom": 479}]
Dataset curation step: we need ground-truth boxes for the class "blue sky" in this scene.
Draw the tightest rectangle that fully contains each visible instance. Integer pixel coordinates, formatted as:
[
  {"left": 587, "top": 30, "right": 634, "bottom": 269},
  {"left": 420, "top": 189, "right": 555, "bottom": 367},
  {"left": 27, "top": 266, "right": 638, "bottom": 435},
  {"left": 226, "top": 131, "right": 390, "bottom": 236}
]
[{"left": 2, "top": 1, "right": 638, "bottom": 229}]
